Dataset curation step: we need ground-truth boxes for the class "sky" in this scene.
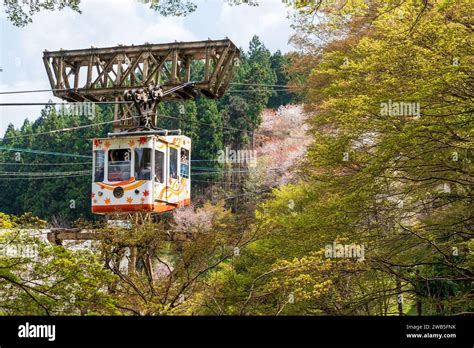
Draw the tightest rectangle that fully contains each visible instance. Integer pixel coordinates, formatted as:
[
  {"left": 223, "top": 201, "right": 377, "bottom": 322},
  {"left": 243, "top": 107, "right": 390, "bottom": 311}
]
[{"left": 0, "top": 0, "right": 296, "bottom": 136}]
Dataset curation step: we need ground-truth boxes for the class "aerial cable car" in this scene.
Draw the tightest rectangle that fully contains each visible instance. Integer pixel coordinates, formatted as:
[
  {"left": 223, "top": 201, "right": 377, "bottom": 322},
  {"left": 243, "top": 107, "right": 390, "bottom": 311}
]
[
  {"left": 91, "top": 130, "right": 191, "bottom": 214},
  {"left": 91, "top": 84, "right": 193, "bottom": 214},
  {"left": 43, "top": 39, "right": 240, "bottom": 214}
]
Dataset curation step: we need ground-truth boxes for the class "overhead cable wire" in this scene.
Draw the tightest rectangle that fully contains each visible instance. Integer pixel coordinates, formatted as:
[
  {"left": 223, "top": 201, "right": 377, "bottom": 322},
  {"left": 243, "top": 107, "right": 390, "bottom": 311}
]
[
  {"left": 0, "top": 92, "right": 299, "bottom": 105},
  {"left": 157, "top": 113, "right": 309, "bottom": 140},
  {"left": 229, "top": 83, "right": 297, "bottom": 88},
  {"left": 0, "top": 146, "right": 91, "bottom": 158},
  {"left": 0, "top": 170, "right": 90, "bottom": 176},
  {"left": 0, "top": 120, "right": 130, "bottom": 141},
  {"left": 0, "top": 145, "right": 229, "bottom": 161},
  {"left": 0, "top": 116, "right": 140, "bottom": 141},
  {"left": 0, "top": 83, "right": 301, "bottom": 95},
  {"left": 227, "top": 89, "right": 296, "bottom": 93},
  {"left": 0, "top": 88, "right": 71, "bottom": 95},
  {"left": 0, "top": 101, "right": 132, "bottom": 106},
  {"left": 0, "top": 173, "right": 90, "bottom": 180},
  {"left": 0, "top": 105, "right": 308, "bottom": 142},
  {"left": 157, "top": 113, "right": 245, "bottom": 133},
  {"left": 0, "top": 161, "right": 91, "bottom": 166}
]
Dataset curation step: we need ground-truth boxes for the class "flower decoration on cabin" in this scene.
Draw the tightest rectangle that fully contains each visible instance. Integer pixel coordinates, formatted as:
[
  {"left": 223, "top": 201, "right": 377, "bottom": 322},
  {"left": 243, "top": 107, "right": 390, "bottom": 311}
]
[
  {"left": 103, "top": 141, "right": 111, "bottom": 149},
  {"left": 138, "top": 137, "right": 147, "bottom": 146},
  {"left": 128, "top": 140, "right": 136, "bottom": 148},
  {"left": 104, "top": 198, "right": 111, "bottom": 205},
  {"left": 143, "top": 190, "right": 150, "bottom": 197},
  {"left": 140, "top": 197, "right": 145, "bottom": 203},
  {"left": 92, "top": 193, "right": 96, "bottom": 198},
  {"left": 93, "top": 139, "right": 102, "bottom": 148},
  {"left": 126, "top": 197, "right": 133, "bottom": 204}
]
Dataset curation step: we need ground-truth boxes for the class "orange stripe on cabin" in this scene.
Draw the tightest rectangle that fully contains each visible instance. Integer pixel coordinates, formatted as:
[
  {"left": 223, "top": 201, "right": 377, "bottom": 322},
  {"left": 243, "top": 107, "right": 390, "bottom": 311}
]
[
  {"left": 98, "top": 180, "right": 146, "bottom": 191},
  {"left": 98, "top": 177, "right": 136, "bottom": 189},
  {"left": 91, "top": 198, "right": 191, "bottom": 214}
]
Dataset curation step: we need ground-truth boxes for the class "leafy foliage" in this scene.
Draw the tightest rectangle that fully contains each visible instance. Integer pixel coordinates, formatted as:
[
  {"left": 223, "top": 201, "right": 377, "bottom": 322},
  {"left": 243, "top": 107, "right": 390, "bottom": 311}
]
[
  {"left": 3, "top": 0, "right": 82, "bottom": 27},
  {"left": 215, "top": 0, "right": 473, "bottom": 315},
  {"left": 0, "top": 230, "right": 117, "bottom": 315}
]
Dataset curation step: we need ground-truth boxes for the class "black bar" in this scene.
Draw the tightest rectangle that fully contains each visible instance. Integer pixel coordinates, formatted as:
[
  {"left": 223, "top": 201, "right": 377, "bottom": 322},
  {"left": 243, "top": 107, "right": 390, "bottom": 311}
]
[{"left": 0, "top": 316, "right": 472, "bottom": 347}]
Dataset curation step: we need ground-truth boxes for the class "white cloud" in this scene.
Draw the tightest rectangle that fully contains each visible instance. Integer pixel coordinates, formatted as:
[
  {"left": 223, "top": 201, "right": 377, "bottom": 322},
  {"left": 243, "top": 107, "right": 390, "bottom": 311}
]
[
  {"left": 0, "top": 79, "right": 61, "bottom": 136},
  {"left": 216, "top": 0, "right": 294, "bottom": 52},
  {"left": 141, "top": 16, "right": 198, "bottom": 43},
  {"left": 17, "top": 0, "right": 197, "bottom": 70}
]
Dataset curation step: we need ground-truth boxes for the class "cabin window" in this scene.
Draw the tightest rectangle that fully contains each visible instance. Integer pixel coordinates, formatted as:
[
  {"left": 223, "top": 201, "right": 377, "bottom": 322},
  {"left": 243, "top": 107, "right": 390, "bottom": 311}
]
[
  {"left": 108, "top": 149, "right": 131, "bottom": 182},
  {"left": 169, "top": 147, "right": 178, "bottom": 179},
  {"left": 155, "top": 150, "right": 164, "bottom": 184},
  {"left": 135, "top": 148, "right": 151, "bottom": 180},
  {"left": 180, "top": 148, "right": 189, "bottom": 178},
  {"left": 94, "top": 150, "right": 105, "bottom": 182}
]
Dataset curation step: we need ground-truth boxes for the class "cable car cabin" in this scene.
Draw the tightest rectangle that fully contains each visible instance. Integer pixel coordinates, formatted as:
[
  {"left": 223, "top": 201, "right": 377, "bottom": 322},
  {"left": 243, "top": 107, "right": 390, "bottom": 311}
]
[{"left": 91, "top": 134, "right": 191, "bottom": 214}]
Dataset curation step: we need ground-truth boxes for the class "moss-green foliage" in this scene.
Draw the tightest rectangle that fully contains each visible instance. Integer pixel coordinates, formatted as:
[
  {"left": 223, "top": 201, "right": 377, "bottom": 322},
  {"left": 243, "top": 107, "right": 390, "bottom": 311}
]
[
  {"left": 189, "top": 0, "right": 473, "bottom": 316},
  {"left": 0, "top": 230, "right": 118, "bottom": 315}
]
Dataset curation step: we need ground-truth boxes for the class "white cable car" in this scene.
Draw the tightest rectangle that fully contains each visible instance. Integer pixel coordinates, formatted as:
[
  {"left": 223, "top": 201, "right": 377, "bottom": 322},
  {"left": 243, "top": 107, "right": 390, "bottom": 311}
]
[
  {"left": 42, "top": 39, "right": 239, "bottom": 216},
  {"left": 42, "top": 39, "right": 240, "bottom": 216},
  {"left": 91, "top": 131, "right": 191, "bottom": 214}
]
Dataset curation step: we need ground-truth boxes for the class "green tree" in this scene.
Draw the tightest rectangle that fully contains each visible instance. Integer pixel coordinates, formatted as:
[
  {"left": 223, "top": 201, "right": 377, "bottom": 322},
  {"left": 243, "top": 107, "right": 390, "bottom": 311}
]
[
  {"left": 242, "top": 35, "right": 277, "bottom": 128},
  {"left": 0, "top": 103, "right": 114, "bottom": 222},
  {"left": 0, "top": 230, "right": 118, "bottom": 315},
  {"left": 193, "top": 97, "right": 224, "bottom": 181},
  {"left": 267, "top": 50, "right": 295, "bottom": 108},
  {"left": 221, "top": 95, "right": 251, "bottom": 149}
]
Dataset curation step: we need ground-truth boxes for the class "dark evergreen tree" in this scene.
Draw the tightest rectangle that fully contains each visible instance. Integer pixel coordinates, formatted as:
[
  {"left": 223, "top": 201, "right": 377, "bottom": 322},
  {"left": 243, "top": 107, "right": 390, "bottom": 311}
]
[{"left": 267, "top": 50, "right": 295, "bottom": 108}]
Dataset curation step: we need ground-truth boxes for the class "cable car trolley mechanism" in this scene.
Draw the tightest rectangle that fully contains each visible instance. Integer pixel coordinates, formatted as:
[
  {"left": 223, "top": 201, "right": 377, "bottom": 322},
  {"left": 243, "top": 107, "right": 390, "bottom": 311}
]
[{"left": 43, "top": 39, "right": 240, "bottom": 214}]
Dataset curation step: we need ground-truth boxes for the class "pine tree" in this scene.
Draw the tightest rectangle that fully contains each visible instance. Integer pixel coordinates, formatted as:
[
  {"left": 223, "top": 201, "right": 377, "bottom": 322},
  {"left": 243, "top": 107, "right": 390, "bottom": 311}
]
[{"left": 267, "top": 50, "right": 295, "bottom": 108}]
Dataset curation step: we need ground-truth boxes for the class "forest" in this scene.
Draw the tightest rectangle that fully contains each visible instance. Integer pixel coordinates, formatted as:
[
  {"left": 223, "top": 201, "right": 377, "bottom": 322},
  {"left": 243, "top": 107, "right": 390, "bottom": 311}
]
[{"left": 0, "top": 0, "right": 472, "bottom": 317}]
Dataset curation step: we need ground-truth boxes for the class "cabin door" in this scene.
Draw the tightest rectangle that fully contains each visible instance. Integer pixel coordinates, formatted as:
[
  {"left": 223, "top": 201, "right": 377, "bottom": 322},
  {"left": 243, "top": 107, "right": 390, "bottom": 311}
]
[
  {"left": 153, "top": 141, "right": 167, "bottom": 205},
  {"left": 166, "top": 145, "right": 181, "bottom": 204}
]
